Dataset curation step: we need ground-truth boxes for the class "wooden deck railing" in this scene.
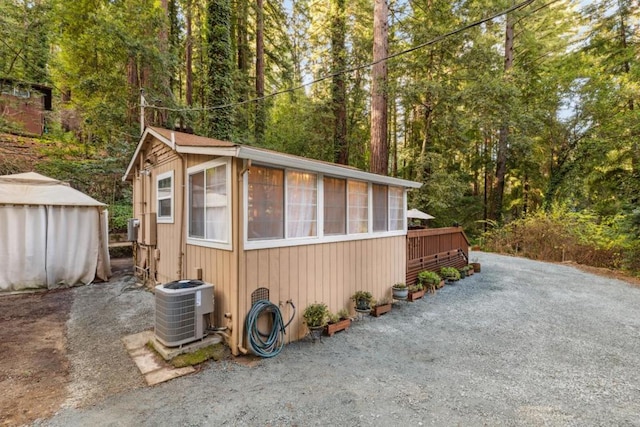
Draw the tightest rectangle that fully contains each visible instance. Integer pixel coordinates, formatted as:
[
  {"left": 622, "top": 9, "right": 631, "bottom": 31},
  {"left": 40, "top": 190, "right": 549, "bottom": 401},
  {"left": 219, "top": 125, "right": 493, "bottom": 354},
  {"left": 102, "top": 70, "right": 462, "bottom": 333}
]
[{"left": 406, "top": 227, "right": 470, "bottom": 285}]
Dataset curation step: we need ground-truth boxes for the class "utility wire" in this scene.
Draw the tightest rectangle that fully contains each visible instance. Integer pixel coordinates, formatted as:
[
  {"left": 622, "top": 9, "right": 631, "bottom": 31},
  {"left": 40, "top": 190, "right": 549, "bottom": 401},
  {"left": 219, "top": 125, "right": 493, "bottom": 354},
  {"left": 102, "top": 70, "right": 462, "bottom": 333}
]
[{"left": 145, "top": 0, "right": 536, "bottom": 113}]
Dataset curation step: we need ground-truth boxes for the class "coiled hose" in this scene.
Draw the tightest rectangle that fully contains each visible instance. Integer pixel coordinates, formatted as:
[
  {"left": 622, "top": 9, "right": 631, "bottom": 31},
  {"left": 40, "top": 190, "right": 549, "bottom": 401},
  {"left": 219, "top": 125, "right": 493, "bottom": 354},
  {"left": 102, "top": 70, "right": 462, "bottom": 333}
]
[{"left": 245, "top": 300, "right": 295, "bottom": 358}]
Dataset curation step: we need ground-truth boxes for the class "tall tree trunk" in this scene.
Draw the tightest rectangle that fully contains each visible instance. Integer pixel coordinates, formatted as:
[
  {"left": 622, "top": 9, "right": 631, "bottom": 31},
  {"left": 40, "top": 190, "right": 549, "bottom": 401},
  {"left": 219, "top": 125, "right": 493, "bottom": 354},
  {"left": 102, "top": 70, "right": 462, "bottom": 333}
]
[
  {"left": 206, "top": 0, "right": 234, "bottom": 140},
  {"left": 331, "top": 0, "right": 348, "bottom": 164},
  {"left": 255, "top": 0, "right": 266, "bottom": 144},
  {"left": 392, "top": 98, "right": 397, "bottom": 177},
  {"left": 370, "top": 0, "right": 388, "bottom": 175},
  {"left": 494, "top": 14, "right": 514, "bottom": 222},
  {"left": 185, "top": 0, "right": 193, "bottom": 106},
  {"left": 127, "top": 56, "right": 139, "bottom": 128}
]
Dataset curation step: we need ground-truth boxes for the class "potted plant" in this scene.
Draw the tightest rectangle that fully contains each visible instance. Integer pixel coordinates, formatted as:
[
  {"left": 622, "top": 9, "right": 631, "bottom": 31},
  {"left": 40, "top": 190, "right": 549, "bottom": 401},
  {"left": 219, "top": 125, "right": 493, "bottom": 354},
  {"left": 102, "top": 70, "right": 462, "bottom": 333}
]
[
  {"left": 351, "top": 291, "right": 374, "bottom": 312},
  {"left": 471, "top": 261, "right": 481, "bottom": 273},
  {"left": 391, "top": 283, "right": 408, "bottom": 300},
  {"left": 440, "top": 267, "right": 461, "bottom": 283},
  {"left": 371, "top": 298, "right": 392, "bottom": 317},
  {"left": 465, "top": 265, "right": 474, "bottom": 276},
  {"left": 325, "top": 309, "right": 351, "bottom": 336},
  {"left": 303, "top": 302, "right": 329, "bottom": 341},
  {"left": 417, "top": 270, "right": 442, "bottom": 293},
  {"left": 407, "top": 283, "right": 425, "bottom": 301}
]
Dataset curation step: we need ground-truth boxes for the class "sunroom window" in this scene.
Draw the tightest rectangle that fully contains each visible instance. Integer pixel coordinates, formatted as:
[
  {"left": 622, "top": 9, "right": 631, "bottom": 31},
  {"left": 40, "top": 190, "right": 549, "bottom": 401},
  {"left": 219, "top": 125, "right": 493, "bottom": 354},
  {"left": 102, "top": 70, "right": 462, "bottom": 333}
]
[
  {"left": 348, "top": 180, "right": 368, "bottom": 234},
  {"left": 286, "top": 171, "right": 317, "bottom": 238},
  {"left": 248, "top": 165, "right": 284, "bottom": 240},
  {"left": 323, "top": 176, "right": 346, "bottom": 235},
  {"left": 372, "top": 184, "right": 388, "bottom": 232},
  {"left": 389, "top": 186, "right": 404, "bottom": 231}
]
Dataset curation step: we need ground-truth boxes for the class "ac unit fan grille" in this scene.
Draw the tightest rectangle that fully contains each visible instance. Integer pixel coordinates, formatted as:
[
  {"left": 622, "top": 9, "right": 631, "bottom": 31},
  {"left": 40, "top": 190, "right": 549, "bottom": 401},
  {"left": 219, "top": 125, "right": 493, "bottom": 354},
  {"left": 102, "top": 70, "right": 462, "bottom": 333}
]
[{"left": 155, "top": 292, "right": 196, "bottom": 344}]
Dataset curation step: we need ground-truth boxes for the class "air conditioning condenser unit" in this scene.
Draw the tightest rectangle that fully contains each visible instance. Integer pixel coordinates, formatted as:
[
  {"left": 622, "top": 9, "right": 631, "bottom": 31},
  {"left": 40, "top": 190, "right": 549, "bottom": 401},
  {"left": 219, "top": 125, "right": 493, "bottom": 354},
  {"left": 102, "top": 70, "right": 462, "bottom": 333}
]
[{"left": 155, "top": 280, "right": 214, "bottom": 347}]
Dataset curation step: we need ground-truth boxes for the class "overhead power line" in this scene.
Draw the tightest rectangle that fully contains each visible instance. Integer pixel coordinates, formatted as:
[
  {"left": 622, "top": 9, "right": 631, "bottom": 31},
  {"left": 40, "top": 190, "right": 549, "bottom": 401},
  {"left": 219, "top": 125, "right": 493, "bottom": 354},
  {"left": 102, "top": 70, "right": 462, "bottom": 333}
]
[{"left": 145, "top": 0, "right": 536, "bottom": 113}]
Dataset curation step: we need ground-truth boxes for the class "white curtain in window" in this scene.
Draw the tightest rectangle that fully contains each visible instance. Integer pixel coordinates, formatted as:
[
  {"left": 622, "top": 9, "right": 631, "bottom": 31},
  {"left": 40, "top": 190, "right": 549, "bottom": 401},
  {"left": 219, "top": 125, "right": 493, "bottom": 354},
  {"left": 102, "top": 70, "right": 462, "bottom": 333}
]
[
  {"left": 389, "top": 186, "right": 404, "bottom": 230},
  {"left": 287, "top": 171, "right": 317, "bottom": 237},
  {"left": 206, "top": 164, "right": 227, "bottom": 241},
  {"left": 348, "top": 180, "right": 368, "bottom": 234}
]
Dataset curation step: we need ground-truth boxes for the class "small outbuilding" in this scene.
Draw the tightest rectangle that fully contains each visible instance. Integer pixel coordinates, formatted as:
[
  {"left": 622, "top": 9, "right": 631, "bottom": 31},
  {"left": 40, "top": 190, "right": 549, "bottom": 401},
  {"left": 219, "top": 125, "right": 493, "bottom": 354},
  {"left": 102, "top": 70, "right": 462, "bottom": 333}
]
[
  {"left": 0, "top": 172, "right": 111, "bottom": 292},
  {"left": 123, "top": 127, "right": 421, "bottom": 355}
]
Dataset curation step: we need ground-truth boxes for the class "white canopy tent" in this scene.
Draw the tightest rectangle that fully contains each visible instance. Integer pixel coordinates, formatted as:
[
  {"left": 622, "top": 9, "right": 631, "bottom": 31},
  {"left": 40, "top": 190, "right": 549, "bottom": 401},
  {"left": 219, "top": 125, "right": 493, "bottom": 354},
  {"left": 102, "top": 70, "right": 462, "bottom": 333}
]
[{"left": 0, "top": 172, "right": 111, "bottom": 292}]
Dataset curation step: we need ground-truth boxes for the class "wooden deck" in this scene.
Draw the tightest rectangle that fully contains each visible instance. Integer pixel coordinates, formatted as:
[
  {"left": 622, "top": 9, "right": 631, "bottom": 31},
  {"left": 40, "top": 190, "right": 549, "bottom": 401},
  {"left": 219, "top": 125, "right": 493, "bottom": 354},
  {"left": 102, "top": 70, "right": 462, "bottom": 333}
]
[{"left": 406, "top": 227, "right": 470, "bottom": 284}]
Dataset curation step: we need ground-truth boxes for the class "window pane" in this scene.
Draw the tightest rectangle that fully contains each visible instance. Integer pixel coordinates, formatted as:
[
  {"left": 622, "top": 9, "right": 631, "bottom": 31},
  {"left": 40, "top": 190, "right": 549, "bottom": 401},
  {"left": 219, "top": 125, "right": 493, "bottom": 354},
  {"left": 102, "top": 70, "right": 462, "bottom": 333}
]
[
  {"left": 348, "top": 181, "right": 368, "bottom": 234},
  {"left": 159, "top": 199, "right": 172, "bottom": 217},
  {"left": 248, "top": 166, "right": 284, "bottom": 240},
  {"left": 205, "top": 164, "right": 227, "bottom": 241},
  {"left": 372, "top": 184, "right": 388, "bottom": 232},
  {"left": 189, "top": 171, "right": 204, "bottom": 238},
  {"left": 324, "top": 177, "right": 346, "bottom": 235},
  {"left": 287, "top": 171, "right": 317, "bottom": 238},
  {"left": 389, "top": 186, "right": 404, "bottom": 231},
  {"left": 158, "top": 177, "right": 171, "bottom": 190}
]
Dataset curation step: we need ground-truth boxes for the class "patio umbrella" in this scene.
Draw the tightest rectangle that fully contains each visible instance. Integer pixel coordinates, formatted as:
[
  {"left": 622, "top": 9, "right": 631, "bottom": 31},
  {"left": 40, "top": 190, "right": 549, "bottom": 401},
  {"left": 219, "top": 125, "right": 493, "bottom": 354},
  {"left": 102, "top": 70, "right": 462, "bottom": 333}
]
[{"left": 406, "top": 208, "right": 435, "bottom": 220}]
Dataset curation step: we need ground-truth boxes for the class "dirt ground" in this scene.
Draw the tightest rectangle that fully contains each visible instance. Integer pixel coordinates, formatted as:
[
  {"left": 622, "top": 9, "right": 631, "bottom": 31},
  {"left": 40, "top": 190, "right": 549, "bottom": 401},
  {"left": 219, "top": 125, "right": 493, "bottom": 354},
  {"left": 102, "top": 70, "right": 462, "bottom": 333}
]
[
  {"left": 0, "top": 258, "right": 133, "bottom": 427},
  {"left": 0, "top": 289, "right": 72, "bottom": 427}
]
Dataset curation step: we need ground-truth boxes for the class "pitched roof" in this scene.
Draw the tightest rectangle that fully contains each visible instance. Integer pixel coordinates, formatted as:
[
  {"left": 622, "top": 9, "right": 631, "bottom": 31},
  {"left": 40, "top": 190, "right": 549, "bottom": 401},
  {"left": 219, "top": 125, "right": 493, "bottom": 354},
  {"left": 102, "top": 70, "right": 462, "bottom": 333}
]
[{"left": 123, "top": 127, "right": 422, "bottom": 189}]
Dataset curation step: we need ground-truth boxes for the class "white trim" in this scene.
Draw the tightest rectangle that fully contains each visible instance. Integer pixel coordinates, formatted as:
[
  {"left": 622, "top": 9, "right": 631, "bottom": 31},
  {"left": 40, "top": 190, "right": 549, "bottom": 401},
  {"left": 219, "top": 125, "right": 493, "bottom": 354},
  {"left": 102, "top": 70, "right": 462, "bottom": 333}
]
[
  {"left": 186, "top": 237, "right": 232, "bottom": 251},
  {"left": 244, "top": 230, "right": 407, "bottom": 250},
  {"left": 156, "top": 170, "right": 174, "bottom": 224},
  {"left": 122, "top": 127, "right": 172, "bottom": 181},
  {"left": 186, "top": 158, "right": 232, "bottom": 251},
  {"left": 177, "top": 146, "right": 239, "bottom": 156}
]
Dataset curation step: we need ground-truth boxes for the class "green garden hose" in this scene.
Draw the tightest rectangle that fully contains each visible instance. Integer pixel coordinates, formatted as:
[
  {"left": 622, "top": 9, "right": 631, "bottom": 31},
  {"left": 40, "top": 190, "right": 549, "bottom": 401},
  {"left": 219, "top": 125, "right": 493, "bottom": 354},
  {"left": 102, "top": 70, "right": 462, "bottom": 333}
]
[{"left": 245, "top": 300, "right": 295, "bottom": 358}]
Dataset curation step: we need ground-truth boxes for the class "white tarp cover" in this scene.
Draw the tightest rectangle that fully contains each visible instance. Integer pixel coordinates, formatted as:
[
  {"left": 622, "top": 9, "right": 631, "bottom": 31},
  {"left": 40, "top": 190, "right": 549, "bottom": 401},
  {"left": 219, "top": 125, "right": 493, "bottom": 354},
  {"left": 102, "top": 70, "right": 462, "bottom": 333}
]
[{"left": 0, "top": 172, "right": 111, "bottom": 292}]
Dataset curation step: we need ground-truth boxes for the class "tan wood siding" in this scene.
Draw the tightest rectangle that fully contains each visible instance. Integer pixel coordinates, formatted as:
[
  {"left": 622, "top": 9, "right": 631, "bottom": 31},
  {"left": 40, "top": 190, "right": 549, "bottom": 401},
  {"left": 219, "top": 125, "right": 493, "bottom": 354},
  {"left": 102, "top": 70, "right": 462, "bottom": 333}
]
[
  {"left": 153, "top": 151, "right": 183, "bottom": 285},
  {"left": 132, "top": 138, "right": 179, "bottom": 284},
  {"left": 237, "top": 236, "right": 406, "bottom": 346}
]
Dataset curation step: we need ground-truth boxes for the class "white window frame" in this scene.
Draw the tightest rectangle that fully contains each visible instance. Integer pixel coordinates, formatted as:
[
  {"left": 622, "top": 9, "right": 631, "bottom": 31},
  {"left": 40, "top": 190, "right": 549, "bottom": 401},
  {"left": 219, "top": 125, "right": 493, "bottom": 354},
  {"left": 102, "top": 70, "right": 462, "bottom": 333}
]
[
  {"left": 156, "top": 170, "right": 174, "bottom": 224},
  {"left": 186, "top": 158, "right": 232, "bottom": 251},
  {"left": 243, "top": 163, "right": 407, "bottom": 250},
  {"left": 388, "top": 186, "right": 405, "bottom": 231}
]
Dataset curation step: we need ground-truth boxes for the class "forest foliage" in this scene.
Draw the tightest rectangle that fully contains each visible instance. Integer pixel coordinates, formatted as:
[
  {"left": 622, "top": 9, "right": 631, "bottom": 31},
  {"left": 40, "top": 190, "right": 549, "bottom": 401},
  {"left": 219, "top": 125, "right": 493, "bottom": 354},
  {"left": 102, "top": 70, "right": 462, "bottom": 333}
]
[{"left": 0, "top": 0, "right": 638, "bottom": 272}]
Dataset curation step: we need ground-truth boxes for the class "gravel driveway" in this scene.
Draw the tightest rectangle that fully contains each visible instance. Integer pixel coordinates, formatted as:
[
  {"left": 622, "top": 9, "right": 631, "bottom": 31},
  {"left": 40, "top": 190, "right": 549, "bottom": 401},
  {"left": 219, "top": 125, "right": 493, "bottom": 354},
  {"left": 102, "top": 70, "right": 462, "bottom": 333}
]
[{"left": 36, "top": 252, "right": 640, "bottom": 426}]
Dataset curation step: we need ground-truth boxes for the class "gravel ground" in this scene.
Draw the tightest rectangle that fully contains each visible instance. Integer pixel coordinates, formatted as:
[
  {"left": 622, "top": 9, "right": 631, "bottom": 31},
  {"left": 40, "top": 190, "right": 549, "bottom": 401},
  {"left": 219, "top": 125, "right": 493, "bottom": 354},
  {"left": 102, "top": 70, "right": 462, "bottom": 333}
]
[
  {"left": 35, "top": 252, "right": 640, "bottom": 426},
  {"left": 61, "top": 267, "right": 155, "bottom": 409}
]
